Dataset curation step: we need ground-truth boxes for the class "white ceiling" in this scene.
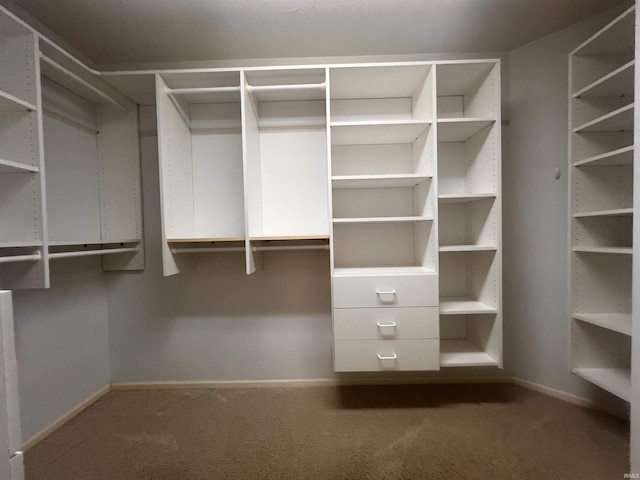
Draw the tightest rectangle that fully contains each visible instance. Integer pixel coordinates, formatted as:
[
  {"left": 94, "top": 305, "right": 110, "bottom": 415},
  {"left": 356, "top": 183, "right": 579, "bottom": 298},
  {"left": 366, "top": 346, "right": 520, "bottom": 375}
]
[{"left": 5, "top": 0, "right": 627, "bottom": 67}]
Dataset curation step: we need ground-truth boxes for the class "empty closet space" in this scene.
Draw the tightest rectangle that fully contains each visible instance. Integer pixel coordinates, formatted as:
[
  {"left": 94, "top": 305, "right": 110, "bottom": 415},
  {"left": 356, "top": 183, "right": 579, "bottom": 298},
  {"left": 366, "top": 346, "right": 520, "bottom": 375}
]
[
  {"left": 568, "top": 5, "right": 634, "bottom": 402},
  {"left": 329, "top": 64, "right": 437, "bottom": 274},
  {"left": 435, "top": 61, "right": 502, "bottom": 367}
]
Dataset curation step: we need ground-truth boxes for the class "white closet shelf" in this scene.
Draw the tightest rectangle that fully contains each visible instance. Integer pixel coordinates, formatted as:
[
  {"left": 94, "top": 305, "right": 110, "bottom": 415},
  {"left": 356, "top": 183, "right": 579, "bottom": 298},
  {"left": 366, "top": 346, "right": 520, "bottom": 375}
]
[
  {"left": 572, "top": 5, "right": 634, "bottom": 57},
  {"left": 48, "top": 239, "right": 140, "bottom": 247},
  {"left": 0, "top": 158, "right": 38, "bottom": 173},
  {"left": 333, "top": 216, "right": 433, "bottom": 224},
  {"left": 437, "top": 118, "right": 495, "bottom": 142},
  {"left": 251, "top": 235, "right": 330, "bottom": 241},
  {"left": 440, "top": 339, "right": 498, "bottom": 367},
  {"left": 573, "top": 313, "right": 632, "bottom": 336},
  {"left": 572, "top": 246, "right": 632, "bottom": 255},
  {"left": 0, "top": 241, "right": 42, "bottom": 250},
  {"left": 248, "top": 83, "right": 326, "bottom": 102},
  {"left": 329, "top": 64, "right": 432, "bottom": 100},
  {"left": 436, "top": 61, "right": 496, "bottom": 96},
  {"left": 169, "top": 86, "right": 241, "bottom": 104},
  {"left": 573, "top": 367, "right": 631, "bottom": 402},
  {"left": 573, "top": 103, "right": 634, "bottom": 133},
  {"left": 573, "top": 61, "right": 635, "bottom": 98},
  {"left": 332, "top": 174, "right": 431, "bottom": 189},
  {"left": 0, "top": 88, "right": 36, "bottom": 112},
  {"left": 439, "top": 245, "right": 497, "bottom": 252},
  {"left": 168, "top": 237, "right": 245, "bottom": 243},
  {"left": 439, "top": 297, "right": 497, "bottom": 315},
  {"left": 438, "top": 193, "right": 495, "bottom": 203},
  {"left": 330, "top": 121, "right": 431, "bottom": 146},
  {"left": 333, "top": 266, "right": 436, "bottom": 276},
  {"left": 573, "top": 208, "right": 633, "bottom": 218},
  {"left": 48, "top": 247, "right": 140, "bottom": 260},
  {"left": 573, "top": 145, "right": 633, "bottom": 167}
]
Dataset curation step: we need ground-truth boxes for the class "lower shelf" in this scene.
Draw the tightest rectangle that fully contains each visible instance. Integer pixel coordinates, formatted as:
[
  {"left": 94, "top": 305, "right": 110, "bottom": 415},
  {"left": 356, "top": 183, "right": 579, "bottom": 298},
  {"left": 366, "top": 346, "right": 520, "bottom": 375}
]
[
  {"left": 573, "top": 367, "right": 631, "bottom": 402},
  {"left": 440, "top": 297, "right": 497, "bottom": 315},
  {"left": 440, "top": 339, "right": 499, "bottom": 367}
]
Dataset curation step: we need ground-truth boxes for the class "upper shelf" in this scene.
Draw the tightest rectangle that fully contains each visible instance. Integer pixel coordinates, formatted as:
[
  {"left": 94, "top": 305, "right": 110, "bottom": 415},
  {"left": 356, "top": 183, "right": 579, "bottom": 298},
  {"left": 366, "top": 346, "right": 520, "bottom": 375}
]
[
  {"left": 572, "top": 6, "right": 635, "bottom": 57},
  {"left": 248, "top": 83, "right": 326, "bottom": 102},
  {"left": 573, "top": 103, "right": 634, "bottom": 133},
  {"left": 574, "top": 145, "right": 633, "bottom": 167},
  {"left": 573, "top": 61, "right": 634, "bottom": 98},
  {"left": 332, "top": 174, "right": 431, "bottom": 189},
  {"left": 331, "top": 121, "right": 431, "bottom": 145},
  {"left": 330, "top": 64, "right": 431, "bottom": 100},
  {"left": 437, "top": 118, "right": 494, "bottom": 142},
  {"left": 439, "top": 193, "right": 496, "bottom": 204},
  {"left": 436, "top": 62, "right": 497, "bottom": 97},
  {"left": 573, "top": 207, "right": 633, "bottom": 218},
  {"left": 0, "top": 89, "right": 36, "bottom": 112},
  {"left": 169, "top": 86, "right": 241, "bottom": 104}
]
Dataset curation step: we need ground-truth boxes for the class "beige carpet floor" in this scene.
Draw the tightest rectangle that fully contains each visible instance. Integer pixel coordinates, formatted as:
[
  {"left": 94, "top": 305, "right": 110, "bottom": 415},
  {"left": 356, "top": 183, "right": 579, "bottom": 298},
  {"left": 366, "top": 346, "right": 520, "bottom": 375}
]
[{"left": 25, "top": 384, "right": 629, "bottom": 479}]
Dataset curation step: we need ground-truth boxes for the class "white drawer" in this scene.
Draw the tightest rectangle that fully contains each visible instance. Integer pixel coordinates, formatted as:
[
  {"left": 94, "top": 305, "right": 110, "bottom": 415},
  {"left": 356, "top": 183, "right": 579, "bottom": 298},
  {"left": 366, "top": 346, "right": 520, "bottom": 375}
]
[
  {"left": 334, "top": 339, "right": 440, "bottom": 372},
  {"left": 333, "top": 307, "right": 439, "bottom": 340},
  {"left": 333, "top": 273, "right": 438, "bottom": 308}
]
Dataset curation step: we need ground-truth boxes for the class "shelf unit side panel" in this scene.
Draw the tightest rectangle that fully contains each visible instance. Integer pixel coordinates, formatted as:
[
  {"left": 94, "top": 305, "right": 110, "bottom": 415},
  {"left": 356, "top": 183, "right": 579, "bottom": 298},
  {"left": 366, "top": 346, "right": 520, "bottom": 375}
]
[
  {"left": 0, "top": 110, "right": 40, "bottom": 169},
  {"left": 412, "top": 66, "right": 435, "bottom": 121},
  {"left": 412, "top": 126, "right": 435, "bottom": 176},
  {"left": 465, "top": 125, "right": 498, "bottom": 194},
  {"left": 464, "top": 63, "right": 499, "bottom": 119},
  {"left": 0, "top": 31, "right": 37, "bottom": 106}
]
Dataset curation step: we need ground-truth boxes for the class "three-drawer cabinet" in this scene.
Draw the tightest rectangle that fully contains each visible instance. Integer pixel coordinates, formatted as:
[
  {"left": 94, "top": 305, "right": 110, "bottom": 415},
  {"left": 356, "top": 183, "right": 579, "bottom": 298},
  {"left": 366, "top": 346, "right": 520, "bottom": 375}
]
[{"left": 332, "top": 272, "right": 439, "bottom": 372}]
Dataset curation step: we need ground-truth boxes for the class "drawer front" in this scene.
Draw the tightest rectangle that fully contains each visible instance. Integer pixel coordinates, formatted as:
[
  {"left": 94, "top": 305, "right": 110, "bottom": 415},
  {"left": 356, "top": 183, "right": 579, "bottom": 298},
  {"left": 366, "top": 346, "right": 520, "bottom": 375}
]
[
  {"left": 333, "top": 274, "right": 438, "bottom": 308},
  {"left": 334, "top": 339, "right": 440, "bottom": 372},
  {"left": 333, "top": 307, "right": 439, "bottom": 340}
]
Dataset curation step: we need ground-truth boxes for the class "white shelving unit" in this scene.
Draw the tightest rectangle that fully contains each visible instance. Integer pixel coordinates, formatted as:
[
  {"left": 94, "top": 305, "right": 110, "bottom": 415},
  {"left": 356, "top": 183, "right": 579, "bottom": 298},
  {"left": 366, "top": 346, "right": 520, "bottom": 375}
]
[
  {"left": 436, "top": 61, "right": 502, "bottom": 368},
  {"left": 0, "top": 9, "right": 47, "bottom": 289},
  {"left": 569, "top": 5, "right": 635, "bottom": 401}
]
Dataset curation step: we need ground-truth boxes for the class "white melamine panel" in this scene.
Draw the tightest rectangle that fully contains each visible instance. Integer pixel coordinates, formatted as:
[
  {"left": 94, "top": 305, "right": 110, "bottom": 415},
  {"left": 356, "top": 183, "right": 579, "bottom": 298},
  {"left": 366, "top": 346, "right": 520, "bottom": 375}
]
[
  {"left": 0, "top": 292, "right": 9, "bottom": 480},
  {"left": 190, "top": 103, "right": 242, "bottom": 131},
  {"left": 332, "top": 272, "right": 437, "bottom": 308},
  {"left": 331, "top": 121, "right": 430, "bottom": 146},
  {"left": 330, "top": 64, "right": 431, "bottom": 102},
  {"left": 334, "top": 339, "right": 439, "bottom": 372},
  {"left": 572, "top": 253, "right": 631, "bottom": 315},
  {"left": 331, "top": 144, "right": 413, "bottom": 175},
  {"left": 574, "top": 60, "right": 634, "bottom": 98},
  {"left": 439, "top": 251, "right": 498, "bottom": 308},
  {"left": 0, "top": 174, "right": 41, "bottom": 244},
  {"left": 161, "top": 71, "right": 240, "bottom": 90},
  {"left": 572, "top": 320, "right": 631, "bottom": 373},
  {"left": 333, "top": 307, "right": 438, "bottom": 340},
  {"left": 259, "top": 129, "right": 329, "bottom": 238},
  {"left": 332, "top": 174, "right": 431, "bottom": 189},
  {"left": 192, "top": 133, "right": 245, "bottom": 238},
  {"left": 572, "top": 165, "right": 633, "bottom": 214},
  {"left": 573, "top": 215, "right": 632, "bottom": 249},
  {"left": 246, "top": 68, "right": 325, "bottom": 87},
  {"left": 438, "top": 119, "right": 494, "bottom": 142},
  {"left": 333, "top": 222, "right": 434, "bottom": 270},
  {"left": 97, "top": 106, "right": 142, "bottom": 245},
  {"left": 41, "top": 77, "right": 96, "bottom": 132},
  {"left": 439, "top": 314, "right": 500, "bottom": 367},
  {"left": 436, "top": 62, "right": 499, "bottom": 119},
  {"left": 0, "top": 292, "right": 20, "bottom": 454},
  {"left": 331, "top": 98, "right": 412, "bottom": 122},
  {"left": 574, "top": 145, "right": 634, "bottom": 167},
  {"left": 0, "top": 29, "right": 36, "bottom": 106},
  {"left": 258, "top": 100, "right": 325, "bottom": 129},
  {"left": 0, "top": 110, "right": 40, "bottom": 169},
  {"left": 571, "top": 132, "right": 633, "bottom": 164},
  {"left": 574, "top": 103, "right": 634, "bottom": 133},
  {"left": 437, "top": 126, "right": 498, "bottom": 195},
  {"left": 43, "top": 115, "right": 101, "bottom": 242},
  {"left": 333, "top": 184, "right": 431, "bottom": 219},
  {"left": 439, "top": 198, "right": 497, "bottom": 247},
  {"left": 573, "top": 313, "right": 631, "bottom": 336}
]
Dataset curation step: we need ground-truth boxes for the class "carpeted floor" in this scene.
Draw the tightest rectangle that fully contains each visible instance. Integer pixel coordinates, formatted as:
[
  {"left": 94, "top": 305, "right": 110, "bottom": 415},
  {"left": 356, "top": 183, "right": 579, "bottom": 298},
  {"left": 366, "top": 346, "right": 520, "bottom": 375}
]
[{"left": 25, "top": 384, "right": 629, "bottom": 479}]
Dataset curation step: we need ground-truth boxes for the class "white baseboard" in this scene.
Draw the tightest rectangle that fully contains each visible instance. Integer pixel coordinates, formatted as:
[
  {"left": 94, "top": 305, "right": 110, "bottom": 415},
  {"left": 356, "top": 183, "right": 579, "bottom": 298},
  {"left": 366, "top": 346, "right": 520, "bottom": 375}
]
[
  {"left": 22, "top": 375, "right": 624, "bottom": 452},
  {"left": 21, "top": 385, "right": 111, "bottom": 452}
]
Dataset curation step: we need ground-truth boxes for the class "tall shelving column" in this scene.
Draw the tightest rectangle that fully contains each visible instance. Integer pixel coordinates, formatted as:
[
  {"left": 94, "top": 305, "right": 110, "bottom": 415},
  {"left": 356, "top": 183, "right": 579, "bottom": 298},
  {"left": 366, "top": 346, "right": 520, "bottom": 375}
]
[
  {"left": 329, "top": 63, "right": 440, "bottom": 372},
  {"left": 569, "top": 5, "right": 635, "bottom": 401},
  {"left": 0, "top": 9, "right": 47, "bottom": 289},
  {"left": 435, "top": 60, "right": 503, "bottom": 368}
]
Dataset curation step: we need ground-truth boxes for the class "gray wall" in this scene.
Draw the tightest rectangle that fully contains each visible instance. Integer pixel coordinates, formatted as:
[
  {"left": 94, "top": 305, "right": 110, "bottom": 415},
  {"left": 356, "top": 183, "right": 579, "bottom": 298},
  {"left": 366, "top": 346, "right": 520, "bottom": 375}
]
[
  {"left": 13, "top": 258, "right": 110, "bottom": 442},
  {"left": 504, "top": 8, "right": 629, "bottom": 412}
]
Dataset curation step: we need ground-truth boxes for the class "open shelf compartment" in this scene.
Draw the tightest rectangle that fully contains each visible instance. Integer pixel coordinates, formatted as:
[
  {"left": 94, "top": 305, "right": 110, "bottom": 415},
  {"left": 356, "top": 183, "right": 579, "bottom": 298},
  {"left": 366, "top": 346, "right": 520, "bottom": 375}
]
[{"left": 440, "top": 313, "right": 500, "bottom": 367}]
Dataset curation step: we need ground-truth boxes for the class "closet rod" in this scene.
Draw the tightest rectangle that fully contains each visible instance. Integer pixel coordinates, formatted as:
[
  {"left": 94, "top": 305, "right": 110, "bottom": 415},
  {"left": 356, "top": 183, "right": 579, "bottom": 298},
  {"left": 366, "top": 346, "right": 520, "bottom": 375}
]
[
  {"left": 170, "top": 86, "right": 241, "bottom": 95},
  {"left": 49, "top": 247, "right": 138, "bottom": 259},
  {"left": 247, "top": 82, "right": 326, "bottom": 92},
  {"left": 0, "top": 252, "right": 42, "bottom": 264},
  {"left": 40, "top": 54, "right": 131, "bottom": 113},
  {"left": 172, "top": 245, "right": 330, "bottom": 254}
]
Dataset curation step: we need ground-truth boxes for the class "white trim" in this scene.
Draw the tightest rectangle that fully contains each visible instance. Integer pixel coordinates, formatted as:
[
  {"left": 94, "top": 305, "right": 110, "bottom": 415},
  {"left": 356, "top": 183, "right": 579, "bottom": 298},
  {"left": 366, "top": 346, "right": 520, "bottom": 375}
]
[{"left": 20, "top": 385, "right": 111, "bottom": 452}]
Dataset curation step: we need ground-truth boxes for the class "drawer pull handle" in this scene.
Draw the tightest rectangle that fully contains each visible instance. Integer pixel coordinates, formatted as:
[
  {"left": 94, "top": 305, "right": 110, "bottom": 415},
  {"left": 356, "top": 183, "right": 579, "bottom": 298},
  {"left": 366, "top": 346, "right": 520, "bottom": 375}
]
[
  {"left": 376, "top": 321, "right": 397, "bottom": 328},
  {"left": 376, "top": 289, "right": 397, "bottom": 303},
  {"left": 377, "top": 353, "right": 398, "bottom": 361}
]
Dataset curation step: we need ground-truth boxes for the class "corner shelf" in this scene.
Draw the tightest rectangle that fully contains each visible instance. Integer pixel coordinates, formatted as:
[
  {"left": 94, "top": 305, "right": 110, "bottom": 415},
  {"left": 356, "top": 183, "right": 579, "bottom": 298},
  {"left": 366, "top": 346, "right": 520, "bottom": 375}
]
[
  {"left": 573, "top": 208, "right": 633, "bottom": 218},
  {"left": 440, "top": 339, "right": 498, "bottom": 367},
  {"left": 573, "top": 313, "right": 632, "bottom": 336},
  {"left": 573, "top": 60, "right": 635, "bottom": 98},
  {"left": 573, "top": 367, "right": 631, "bottom": 402},
  {"left": 0, "top": 89, "right": 36, "bottom": 112},
  {"left": 572, "top": 246, "right": 632, "bottom": 255},
  {"left": 0, "top": 158, "right": 39, "bottom": 173}
]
